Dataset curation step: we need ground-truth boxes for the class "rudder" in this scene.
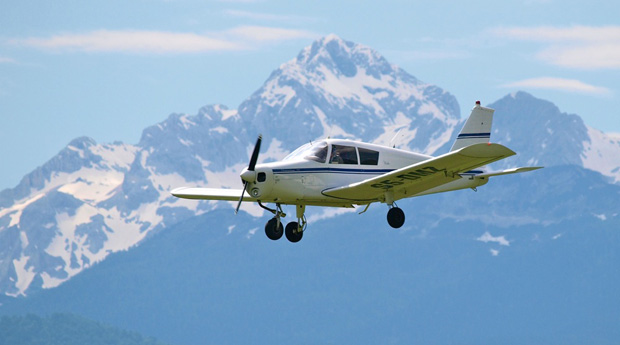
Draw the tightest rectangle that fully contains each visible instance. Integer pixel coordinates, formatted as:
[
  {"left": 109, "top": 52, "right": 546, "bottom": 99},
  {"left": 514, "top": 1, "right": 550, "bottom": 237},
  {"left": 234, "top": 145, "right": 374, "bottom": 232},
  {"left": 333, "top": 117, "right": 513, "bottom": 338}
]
[{"left": 450, "top": 101, "right": 494, "bottom": 152}]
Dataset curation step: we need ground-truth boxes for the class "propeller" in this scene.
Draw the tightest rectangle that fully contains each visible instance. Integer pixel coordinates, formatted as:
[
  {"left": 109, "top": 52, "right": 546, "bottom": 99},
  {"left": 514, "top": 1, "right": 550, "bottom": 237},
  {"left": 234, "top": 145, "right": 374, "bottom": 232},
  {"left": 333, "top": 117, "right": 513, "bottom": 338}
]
[{"left": 235, "top": 134, "right": 262, "bottom": 214}]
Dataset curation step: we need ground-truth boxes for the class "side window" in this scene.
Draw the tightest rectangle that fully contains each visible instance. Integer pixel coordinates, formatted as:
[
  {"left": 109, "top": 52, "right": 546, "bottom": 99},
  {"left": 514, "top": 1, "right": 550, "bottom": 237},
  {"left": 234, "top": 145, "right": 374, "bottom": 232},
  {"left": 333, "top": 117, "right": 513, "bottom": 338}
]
[
  {"left": 359, "top": 148, "right": 379, "bottom": 165},
  {"left": 330, "top": 145, "right": 358, "bottom": 165}
]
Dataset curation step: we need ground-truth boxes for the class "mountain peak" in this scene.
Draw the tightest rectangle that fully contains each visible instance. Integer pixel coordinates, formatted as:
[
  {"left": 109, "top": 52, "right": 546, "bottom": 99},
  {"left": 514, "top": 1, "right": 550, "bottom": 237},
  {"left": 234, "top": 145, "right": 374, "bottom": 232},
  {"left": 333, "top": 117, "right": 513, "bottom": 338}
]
[
  {"left": 67, "top": 136, "right": 97, "bottom": 150},
  {"left": 238, "top": 34, "right": 460, "bottom": 153},
  {"left": 294, "top": 34, "right": 390, "bottom": 78}
]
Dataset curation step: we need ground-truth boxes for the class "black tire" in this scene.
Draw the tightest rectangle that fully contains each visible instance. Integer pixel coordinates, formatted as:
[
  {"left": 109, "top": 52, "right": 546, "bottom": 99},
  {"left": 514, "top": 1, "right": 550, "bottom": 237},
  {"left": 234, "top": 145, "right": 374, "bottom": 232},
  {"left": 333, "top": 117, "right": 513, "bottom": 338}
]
[
  {"left": 285, "top": 222, "right": 303, "bottom": 243},
  {"left": 265, "top": 217, "right": 283, "bottom": 240},
  {"left": 387, "top": 207, "right": 405, "bottom": 228}
]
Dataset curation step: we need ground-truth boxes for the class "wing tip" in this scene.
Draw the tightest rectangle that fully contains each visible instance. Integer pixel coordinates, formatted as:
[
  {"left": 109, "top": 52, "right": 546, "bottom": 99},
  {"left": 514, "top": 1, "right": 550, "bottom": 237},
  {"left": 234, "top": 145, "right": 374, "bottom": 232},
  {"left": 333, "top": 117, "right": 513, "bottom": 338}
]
[{"left": 458, "top": 142, "right": 515, "bottom": 158}]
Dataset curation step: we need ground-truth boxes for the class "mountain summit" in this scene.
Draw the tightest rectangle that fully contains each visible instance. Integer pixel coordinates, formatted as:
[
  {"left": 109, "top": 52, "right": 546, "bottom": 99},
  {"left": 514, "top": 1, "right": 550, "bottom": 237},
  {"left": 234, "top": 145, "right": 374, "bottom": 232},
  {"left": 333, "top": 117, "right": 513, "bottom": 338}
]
[{"left": 241, "top": 34, "right": 461, "bottom": 154}]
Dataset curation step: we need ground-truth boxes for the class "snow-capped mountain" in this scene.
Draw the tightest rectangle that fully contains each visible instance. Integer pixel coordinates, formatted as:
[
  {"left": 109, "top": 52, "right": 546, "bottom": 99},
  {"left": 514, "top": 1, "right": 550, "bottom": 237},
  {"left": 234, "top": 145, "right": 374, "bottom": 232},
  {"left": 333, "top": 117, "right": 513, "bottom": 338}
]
[
  {"left": 1, "top": 34, "right": 619, "bottom": 298},
  {"left": 242, "top": 34, "right": 461, "bottom": 154},
  {"left": 488, "top": 92, "right": 620, "bottom": 183},
  {"left": 0, "top": 138, "right": 138, "bottom": 296}
]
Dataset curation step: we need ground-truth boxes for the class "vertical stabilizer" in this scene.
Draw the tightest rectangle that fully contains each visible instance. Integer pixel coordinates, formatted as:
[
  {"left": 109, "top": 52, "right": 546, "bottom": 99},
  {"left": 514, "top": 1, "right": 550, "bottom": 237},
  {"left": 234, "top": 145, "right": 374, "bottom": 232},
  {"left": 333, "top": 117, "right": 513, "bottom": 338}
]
[{"left": 450, "top": 101, "right": 494, "bottom": 152}]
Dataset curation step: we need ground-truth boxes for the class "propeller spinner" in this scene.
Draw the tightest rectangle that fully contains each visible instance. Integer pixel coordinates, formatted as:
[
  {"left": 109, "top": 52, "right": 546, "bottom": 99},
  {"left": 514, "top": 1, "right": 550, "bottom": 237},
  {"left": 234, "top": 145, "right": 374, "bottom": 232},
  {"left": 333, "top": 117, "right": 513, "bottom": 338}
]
[{"left": 235, "top": 135, "right": 262, "bottom": 214}]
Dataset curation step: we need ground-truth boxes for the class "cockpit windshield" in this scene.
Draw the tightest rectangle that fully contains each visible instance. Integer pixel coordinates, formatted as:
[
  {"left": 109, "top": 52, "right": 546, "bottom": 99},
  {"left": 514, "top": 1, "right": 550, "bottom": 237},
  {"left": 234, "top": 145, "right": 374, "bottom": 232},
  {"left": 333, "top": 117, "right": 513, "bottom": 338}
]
[{"left": 283, "top": 141, "right": 328, "bottom": 163}]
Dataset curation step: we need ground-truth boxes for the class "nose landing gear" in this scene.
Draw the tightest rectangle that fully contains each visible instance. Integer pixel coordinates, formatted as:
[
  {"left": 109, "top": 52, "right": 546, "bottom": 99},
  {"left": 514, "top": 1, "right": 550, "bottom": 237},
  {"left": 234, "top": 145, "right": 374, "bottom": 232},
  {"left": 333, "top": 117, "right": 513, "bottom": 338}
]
[
  {"left": 262, "top": 203, "right": 286, "bottom": 241},
  {"left": 265, "top": 217, "right": 283, "bottom": 240},
  {"left": 261, "top": 203, "right": 307, "bottom": 243}
]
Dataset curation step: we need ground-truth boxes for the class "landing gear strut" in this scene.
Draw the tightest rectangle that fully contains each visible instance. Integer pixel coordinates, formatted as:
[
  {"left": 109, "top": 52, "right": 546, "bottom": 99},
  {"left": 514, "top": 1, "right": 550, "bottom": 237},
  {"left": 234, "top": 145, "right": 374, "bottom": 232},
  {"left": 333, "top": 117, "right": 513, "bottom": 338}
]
[{"left": 263, "top": 203, "right": 285, "bottom": 241}]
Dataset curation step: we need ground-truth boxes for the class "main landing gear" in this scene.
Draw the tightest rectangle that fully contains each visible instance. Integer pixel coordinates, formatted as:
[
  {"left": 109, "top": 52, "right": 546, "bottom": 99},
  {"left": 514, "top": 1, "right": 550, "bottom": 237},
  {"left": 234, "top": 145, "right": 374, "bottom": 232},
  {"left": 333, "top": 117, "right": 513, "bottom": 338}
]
[
  {"left": 387, "top": 205, "right": 405, "bottom": 228},
  {"left": 385, "top": 191, "right": 405, "bottom": 228},
  {"left": 261, "top": 203, "right": 306, "bottom": 243}
]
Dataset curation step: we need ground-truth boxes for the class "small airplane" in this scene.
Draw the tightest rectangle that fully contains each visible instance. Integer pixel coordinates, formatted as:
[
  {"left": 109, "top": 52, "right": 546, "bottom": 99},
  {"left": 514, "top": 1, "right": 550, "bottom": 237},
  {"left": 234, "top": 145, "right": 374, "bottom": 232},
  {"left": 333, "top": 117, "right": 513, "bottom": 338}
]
[{"left": 172, "top": 101, "right": 542, "bottom": 243}]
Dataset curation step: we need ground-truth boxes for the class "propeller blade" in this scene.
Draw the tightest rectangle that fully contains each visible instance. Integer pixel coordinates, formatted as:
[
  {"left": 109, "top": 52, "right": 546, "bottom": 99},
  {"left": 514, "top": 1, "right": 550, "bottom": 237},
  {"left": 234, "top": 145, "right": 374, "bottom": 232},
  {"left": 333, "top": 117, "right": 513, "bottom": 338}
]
[
  {"left": 236, "top": 134, "right": 262, "bottom": 215},
  {"left": 235, "top": 181, "right": 247, "bottom": 214},
  {"left": 248, "top": 135, "right": 262, "bottom": 171}
]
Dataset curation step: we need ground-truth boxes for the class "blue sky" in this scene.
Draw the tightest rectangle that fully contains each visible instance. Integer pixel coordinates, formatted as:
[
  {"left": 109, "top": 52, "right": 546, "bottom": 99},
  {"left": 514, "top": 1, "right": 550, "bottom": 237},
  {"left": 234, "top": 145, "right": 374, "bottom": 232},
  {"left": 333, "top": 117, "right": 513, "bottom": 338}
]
[{"left": 1, "top": 0, "right": 619, "bottom": 190}]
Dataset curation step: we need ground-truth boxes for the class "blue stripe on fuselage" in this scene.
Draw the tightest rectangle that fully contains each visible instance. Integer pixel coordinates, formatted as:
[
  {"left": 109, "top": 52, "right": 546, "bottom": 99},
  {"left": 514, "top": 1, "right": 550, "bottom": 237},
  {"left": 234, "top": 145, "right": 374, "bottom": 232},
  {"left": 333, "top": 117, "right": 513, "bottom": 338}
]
[{"left": 273, "top": 167, "right": 394, "bottom": 175}]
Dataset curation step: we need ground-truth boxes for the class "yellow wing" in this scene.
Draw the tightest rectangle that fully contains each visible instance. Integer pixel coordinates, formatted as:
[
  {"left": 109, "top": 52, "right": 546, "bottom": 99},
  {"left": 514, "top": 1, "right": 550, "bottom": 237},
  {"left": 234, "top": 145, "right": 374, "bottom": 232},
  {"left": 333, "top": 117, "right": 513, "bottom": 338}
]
[{"left": 321, "top": 143, "right": 516, "bottom": 202}]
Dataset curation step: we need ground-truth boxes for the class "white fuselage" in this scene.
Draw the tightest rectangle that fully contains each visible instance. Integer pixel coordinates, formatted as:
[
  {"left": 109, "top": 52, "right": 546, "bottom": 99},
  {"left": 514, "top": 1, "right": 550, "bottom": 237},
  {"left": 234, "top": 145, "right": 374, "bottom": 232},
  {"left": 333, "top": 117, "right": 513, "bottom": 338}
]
[{"left": 244, "top": 139, "right": 487, "bottom": 207}]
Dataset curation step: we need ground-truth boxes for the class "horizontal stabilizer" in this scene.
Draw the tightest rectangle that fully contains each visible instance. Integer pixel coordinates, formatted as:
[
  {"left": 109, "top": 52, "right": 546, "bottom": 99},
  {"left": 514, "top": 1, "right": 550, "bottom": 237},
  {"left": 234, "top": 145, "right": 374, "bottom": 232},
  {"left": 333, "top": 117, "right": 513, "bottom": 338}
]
[{"left": 475, "top": 166, "right": 543, "bottom": 178}]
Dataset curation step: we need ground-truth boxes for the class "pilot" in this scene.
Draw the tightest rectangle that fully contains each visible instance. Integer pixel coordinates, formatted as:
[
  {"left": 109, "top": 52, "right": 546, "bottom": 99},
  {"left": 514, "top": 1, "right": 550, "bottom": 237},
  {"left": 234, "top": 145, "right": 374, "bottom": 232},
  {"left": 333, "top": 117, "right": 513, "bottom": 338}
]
[{"left": 330, "top": 150, "right": 343, "bottom": 164}]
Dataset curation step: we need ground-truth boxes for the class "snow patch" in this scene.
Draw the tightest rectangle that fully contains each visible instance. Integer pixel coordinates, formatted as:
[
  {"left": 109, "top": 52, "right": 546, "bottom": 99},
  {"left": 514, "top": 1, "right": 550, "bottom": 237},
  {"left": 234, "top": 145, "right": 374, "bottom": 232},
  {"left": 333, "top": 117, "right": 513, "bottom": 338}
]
[
  {"left": 373, "top": 112, "right": 416, "bottom": 149},
  {"left": 262, "top": 82, "right": 296, "bottom": 108},
  {"left": 67, "top": 145, "right": 85, "bottom": 159},
  {"left": 314, "top": 106, "right": 356, "bottom": 139},
  {"left": 179, "top": 138, "right": 194, "bottom": 147},
  {"left": 210, "top": 127, "right": 228, "bottom": 134},
  {"left": 259, "top": 138, "right": 290, "bottom": 163},
  {"left": 246, "top": 227, "right": 258, "bottom": 239},
  {"left": 0, "top": 193, "right": 45, "bottom": 228},
  {"left": 179, "top": 115, "right": 196, "bottom": 130},
  {"left": 582, "top": 126, "right": 620, "bottom": 183},
  {"left": 20, "top": 232, "right": 29, "bottom": 249},
  {"left": 9, "top": 255, "right": 35, "bottom": 297},
  {"left": 90, "top": 143, "right": 138, "bottom": 171}
]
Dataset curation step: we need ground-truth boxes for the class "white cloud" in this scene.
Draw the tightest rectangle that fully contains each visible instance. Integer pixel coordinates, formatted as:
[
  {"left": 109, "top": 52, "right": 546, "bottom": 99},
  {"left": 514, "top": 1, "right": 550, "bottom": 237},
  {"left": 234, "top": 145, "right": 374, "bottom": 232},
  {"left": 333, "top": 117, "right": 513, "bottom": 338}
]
[
  {"left": 503, "top": 77, "right": 611, "bottom": 95},
  {"left": 493, "top": 25, "right": 620, "bottom": 69},
  {"left": 218, "top": 0, "right": 261, "bottom": 3},
  {"left": 490, "top": 249, "right": 500, "bottom": 256},
  {"left": 14, "top": 30, "right": 241, "bottom": 54},
  {"left": 476, "top": 231, "right": 510, "bottom": 246},
  {"left": 306, "top": 207, "right": 358, "bottom": 223},
  {"left": 384, "top": 49, "right": 472, "bottom": 61},
  {"left": 12, "top": 26, "right": 317, "bottom": 54},
  {"left": 224, "top": 26, "right": 316, "bottom": 43},
  {"left": 223, "top": 9, "right": 316, "bottom": 23},
  {"left": 0, "top": 57, "right": 16, "bottom": 63}
]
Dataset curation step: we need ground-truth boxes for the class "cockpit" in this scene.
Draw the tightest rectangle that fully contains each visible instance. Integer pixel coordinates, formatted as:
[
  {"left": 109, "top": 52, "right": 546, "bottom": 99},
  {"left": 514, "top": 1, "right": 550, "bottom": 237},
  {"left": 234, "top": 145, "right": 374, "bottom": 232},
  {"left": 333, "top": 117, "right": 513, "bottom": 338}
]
[{"left": 283, "top": 141, "right": 379, "bottom": 165}]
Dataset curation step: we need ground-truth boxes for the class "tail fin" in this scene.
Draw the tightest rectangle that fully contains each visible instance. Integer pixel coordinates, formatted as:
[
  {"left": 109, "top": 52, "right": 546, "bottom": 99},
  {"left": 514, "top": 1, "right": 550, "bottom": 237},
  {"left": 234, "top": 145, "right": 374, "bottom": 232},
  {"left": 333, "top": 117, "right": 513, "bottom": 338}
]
[{"left": 450, "top": 101, "right": 494, "bottom": 152}]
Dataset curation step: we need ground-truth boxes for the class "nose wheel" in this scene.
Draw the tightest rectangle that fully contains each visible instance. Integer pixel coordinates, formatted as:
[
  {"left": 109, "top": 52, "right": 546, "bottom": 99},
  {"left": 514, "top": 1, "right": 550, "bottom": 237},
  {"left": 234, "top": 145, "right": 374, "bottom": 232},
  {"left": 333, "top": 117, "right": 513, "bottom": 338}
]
[
  {"left": 264, "top": 217, "right": 283, "bottom": 240},
  {"left": 263, "top": 203, "right": 286, "bottom": 241}
]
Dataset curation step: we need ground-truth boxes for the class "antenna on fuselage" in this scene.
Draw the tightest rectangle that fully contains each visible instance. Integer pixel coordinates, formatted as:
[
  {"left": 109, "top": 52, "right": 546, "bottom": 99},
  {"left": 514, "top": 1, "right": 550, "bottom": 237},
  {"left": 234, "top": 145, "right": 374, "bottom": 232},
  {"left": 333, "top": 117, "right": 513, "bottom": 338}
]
[{"left": 389, "top": 128, "right": 404, "bottom": 148}]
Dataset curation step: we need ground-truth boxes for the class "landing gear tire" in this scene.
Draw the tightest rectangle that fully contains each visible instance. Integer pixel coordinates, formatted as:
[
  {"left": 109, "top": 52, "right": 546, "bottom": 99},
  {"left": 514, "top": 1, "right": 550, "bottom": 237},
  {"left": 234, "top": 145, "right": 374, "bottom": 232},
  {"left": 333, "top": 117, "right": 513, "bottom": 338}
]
[
  {"left": 265, "top": 217, "right": 283, "bottom": 240},
  {"left": 387, "top": 207, "right": 405, "bottom": 228},
  {"left": 285, "top": 222, "right": 303, "bottom": 243}
]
